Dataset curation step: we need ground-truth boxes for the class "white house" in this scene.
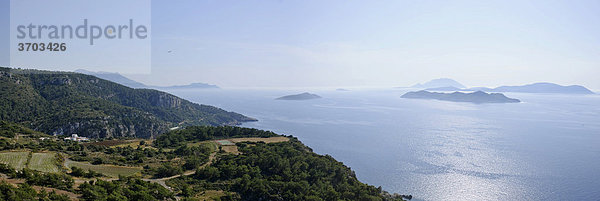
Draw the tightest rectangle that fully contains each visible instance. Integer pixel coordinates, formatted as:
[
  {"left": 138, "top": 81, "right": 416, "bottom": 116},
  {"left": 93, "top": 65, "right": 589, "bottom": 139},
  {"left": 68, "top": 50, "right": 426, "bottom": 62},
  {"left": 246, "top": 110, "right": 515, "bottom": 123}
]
[{"left": 64, "top": 134, "right": 89, "bottom": 142}]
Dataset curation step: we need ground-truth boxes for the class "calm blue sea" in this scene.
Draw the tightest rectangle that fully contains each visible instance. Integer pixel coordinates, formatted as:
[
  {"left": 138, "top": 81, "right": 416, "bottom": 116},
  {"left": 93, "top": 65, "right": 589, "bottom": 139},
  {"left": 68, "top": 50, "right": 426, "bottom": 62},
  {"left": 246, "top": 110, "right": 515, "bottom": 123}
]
[{"left": 166, "top": 88, "right": 600, "bottom": 201}]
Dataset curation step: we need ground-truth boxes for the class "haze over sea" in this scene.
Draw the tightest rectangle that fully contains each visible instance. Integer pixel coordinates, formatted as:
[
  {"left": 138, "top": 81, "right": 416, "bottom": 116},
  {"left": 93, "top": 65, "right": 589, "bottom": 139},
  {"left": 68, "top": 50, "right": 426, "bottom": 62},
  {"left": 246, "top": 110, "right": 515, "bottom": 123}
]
[{"left": 166, "top": 88, "right": 600, "bottom": 201}]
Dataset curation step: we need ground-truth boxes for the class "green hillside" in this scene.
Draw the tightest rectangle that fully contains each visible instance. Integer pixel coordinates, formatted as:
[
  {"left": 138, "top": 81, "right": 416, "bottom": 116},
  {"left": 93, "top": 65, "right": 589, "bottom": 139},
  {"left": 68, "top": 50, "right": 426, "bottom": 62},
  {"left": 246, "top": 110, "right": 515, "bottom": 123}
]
[{"left": 0, "top": 67, "right": 255, "bottom": 138}]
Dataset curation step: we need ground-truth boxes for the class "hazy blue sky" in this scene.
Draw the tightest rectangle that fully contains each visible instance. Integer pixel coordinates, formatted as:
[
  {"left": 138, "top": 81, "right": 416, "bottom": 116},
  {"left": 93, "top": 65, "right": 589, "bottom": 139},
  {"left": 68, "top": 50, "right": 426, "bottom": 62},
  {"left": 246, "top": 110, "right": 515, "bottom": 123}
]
[{"left": 2, "top": 0, "right": 600, "bottom": 90}]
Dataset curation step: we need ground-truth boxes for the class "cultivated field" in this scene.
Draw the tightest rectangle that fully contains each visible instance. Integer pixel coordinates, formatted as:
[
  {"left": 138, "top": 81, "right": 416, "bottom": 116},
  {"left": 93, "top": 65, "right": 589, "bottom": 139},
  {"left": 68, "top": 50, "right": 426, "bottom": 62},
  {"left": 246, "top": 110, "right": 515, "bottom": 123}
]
[
  {"left": 0, "top": 151, "right": 29, "bottom": 170},
  {"left": 228, "top": 136, "right": 290, "bottom": 143},
  {"left": 188, "top": 141, "right": 218, "bottom": 151},
  {"left": 28, "top": 152, "right": 60, "bottom": 173},
  {"left": 64, "top": 159, "right": 142, "bottom": 178},
  {"left": 221, "top": 146, "right": 240, "bottom": 154}
]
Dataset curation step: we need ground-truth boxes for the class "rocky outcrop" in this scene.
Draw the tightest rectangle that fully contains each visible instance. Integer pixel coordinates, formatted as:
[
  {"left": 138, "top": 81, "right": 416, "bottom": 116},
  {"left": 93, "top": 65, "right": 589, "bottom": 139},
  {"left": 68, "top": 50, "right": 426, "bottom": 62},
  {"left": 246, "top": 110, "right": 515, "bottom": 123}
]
[{"left": 150, "top": 93, "right": 182, "bottom": 108}]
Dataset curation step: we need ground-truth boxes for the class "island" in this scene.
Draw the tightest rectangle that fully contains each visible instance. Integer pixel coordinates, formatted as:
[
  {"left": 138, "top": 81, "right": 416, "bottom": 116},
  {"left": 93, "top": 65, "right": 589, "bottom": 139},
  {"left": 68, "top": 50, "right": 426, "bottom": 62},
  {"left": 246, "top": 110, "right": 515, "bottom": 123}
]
[
  {"left": 424, "top": 86, "right": 463, "bottom": 91},
  {"left": 422, "top": 82, "right": 595, "bottom": 95},
  {"left": 401, "top": 90, "right": 520, "bottom": 103},
  {"left": 154, "top": 82, "right": 219, "bottom": 89},
  {"left": 483, "top": 82, "right": 594, "bottom": 94},
  {"left": 411, "top": 78, "right": 466, "bottom": 89},
  {"left": 276, "top": 92, "right": 322, "bottom": 100},
  {"left": 75, "top": 69, "right": 147, "bottom": 88}
]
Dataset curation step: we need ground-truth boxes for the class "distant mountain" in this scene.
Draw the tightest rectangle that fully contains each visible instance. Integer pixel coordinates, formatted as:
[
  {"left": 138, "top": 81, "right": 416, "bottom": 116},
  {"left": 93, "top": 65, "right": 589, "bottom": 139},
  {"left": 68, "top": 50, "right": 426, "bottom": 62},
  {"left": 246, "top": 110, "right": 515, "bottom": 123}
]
[
  {"left": 424, "top": 86, "right": 463, "bottom": 91},
  {"left": 276, "top": 92, "right": 322, "bottom": 100},
  {"left": 465, "top": 87, "right": 493, "bottom": 91},
  {"left": 1, "top": 67, "right": 255, "bottom": 138},
  {"left": 401, "top": 90, "right": 520, "bottom": 104},
  {"left": 154, "top": 82, "right": 219, "bottom": 89},
  {"left": 75, "top": 69, "right": 220, "bottom": 90},
  {"left": 482, "top": 82, "right": 594, "bottom": 94},
  {"left": 75, "top": 69, "right": 147, "bottom": 88},
  {"left": 412, "top": 78, "right": 466, "bottom": 89},
  {"left": 336, "top": 88, "right": 350, "bottom": 91}
]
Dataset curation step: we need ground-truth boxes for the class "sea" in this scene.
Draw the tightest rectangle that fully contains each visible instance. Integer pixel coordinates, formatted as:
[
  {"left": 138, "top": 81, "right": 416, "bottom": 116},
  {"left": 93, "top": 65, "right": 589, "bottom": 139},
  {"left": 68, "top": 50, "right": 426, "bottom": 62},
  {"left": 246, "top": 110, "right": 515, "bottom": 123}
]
[{"left": 164, "top": 88, "right": 600, "bottom": 201}]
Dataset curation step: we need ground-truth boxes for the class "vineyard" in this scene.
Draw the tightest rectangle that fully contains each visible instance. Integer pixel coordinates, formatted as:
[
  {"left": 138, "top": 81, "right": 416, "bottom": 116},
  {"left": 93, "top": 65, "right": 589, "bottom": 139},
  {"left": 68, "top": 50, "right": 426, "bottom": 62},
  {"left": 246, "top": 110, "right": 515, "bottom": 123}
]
[
  {"left": 28, "top": 152, "right": 60, "bottom": 173},
  {"left": 0, "top": 151, "right": 29, "bottom": 170}
]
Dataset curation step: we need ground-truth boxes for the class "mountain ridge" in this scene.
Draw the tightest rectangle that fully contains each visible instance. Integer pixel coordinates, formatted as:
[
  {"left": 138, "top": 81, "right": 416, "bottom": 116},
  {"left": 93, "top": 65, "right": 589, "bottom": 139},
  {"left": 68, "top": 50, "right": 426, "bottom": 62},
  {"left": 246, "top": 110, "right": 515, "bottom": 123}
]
[
  {"left": 75, "top": 69, "right": 219, "bottom": 90},
  {"left": 1, "top": 67, "right": 255, "bottom": 138}
]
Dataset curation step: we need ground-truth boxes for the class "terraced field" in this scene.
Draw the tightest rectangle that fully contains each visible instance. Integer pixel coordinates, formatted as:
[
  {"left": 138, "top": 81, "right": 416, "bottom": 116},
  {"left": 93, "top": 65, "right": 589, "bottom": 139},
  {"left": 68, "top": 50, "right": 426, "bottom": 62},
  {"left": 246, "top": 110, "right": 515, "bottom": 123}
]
[
  {"left": 28, "top": 152, "right": 60, "bottom": 173},
  {"left": 0, "top": 151, "right": 29, "bottom": 170},
  {"left": 64, "top": 159, "right": 141, "bottom": 178}
]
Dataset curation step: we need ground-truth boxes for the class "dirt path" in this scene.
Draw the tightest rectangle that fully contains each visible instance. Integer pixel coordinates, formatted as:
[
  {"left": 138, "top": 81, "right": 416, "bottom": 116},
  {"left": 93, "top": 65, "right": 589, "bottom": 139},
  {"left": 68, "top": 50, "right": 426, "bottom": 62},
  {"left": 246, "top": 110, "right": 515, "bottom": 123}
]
[{"left": 142, "top": 149, "right": 218, "bottom": 193}]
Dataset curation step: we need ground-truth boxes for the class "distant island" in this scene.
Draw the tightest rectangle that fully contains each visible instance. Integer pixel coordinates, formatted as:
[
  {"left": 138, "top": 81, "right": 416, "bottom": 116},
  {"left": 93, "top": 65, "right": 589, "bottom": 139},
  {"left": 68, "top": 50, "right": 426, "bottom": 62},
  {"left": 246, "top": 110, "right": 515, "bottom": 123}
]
[
  {"left": 482, "top": 82, "right": 594, "bottom": 94},
  {"left": 153, "top": 82, "right": 219, "bottom": 90},
  {"left": 424, "top": 82, "right": 594, "bottom": 95},
  {"left": 75, "top": 69, "right": 147, "bottom": 88},
  {"left": 276, "top": 92, "right": 322, "bottom": 100},
  {"left": 75, "top": 69, "right": 219, "bottom": 90},
  {"left": 336, "top": 88, "right": 350, "bottom": 91},
  {"left": 401, "top": 90, "right": 520, "bottom": 103},
  {"left": 411, "top": 78, "right": 466, "bottom": 89},
  {"left": 424, "top": 86, "right": 463, "bottom": 91}
]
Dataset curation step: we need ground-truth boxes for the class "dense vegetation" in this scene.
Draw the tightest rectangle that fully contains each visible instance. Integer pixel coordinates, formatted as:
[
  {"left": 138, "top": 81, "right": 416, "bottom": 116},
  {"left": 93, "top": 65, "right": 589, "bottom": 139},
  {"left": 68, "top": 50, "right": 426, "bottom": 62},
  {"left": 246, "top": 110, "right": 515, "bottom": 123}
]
[
  {"left": 78, "top": 177, "right": 174, "bottom": 201},
  {"left": 0, "top": 120, "right": 43, "bottom": 138},
  {"left": 0, "top": 182, "right": 70, "bottom": 201},
  {"left": 0, "top": 67, "right": 255, "bottom": 138},
  {"left": 154, "top": 126, "right": 404, "bottom": 200},
  {"left": 171, "top": 139, "right": 396, "bottom": 201}
]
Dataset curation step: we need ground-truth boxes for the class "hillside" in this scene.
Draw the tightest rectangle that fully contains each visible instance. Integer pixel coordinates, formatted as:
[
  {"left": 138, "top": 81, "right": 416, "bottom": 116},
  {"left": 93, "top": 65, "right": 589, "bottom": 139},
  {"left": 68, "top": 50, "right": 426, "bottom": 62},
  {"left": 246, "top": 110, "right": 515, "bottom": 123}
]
[
  {"left": 0, "top": 67, "right": 255, "bottom": 138},
  {"left": 0, "top": 125, "right": 406, "bottom": 200}
]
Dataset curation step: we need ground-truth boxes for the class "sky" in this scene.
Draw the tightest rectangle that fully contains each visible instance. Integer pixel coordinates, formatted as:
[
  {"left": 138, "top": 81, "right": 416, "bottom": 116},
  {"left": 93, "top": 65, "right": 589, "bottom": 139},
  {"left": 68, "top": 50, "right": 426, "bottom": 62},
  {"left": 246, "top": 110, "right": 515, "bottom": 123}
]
[{"left": 2, "top": 0, "right": 600, "bottom": 90}]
